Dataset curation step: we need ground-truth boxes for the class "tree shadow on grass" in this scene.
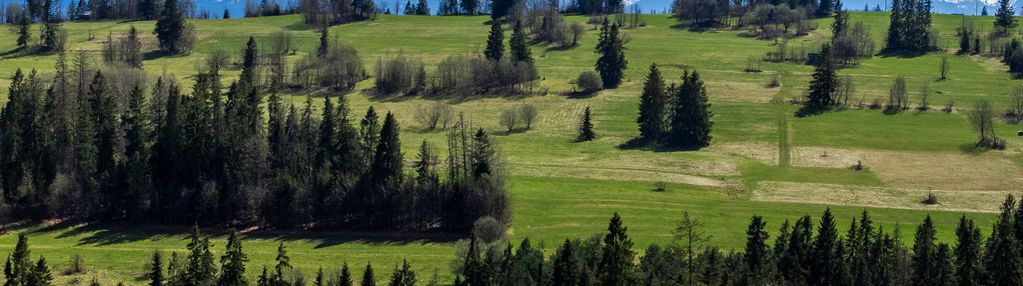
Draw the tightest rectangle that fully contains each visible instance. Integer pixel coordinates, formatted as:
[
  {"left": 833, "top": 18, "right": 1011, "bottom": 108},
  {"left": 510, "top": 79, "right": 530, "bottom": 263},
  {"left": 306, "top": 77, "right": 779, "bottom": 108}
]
[
  {"left": 958, "top": 142, "right": 990, "bottom": 155},
  {"left": 143, "top": 50, "right": 187, "bottom": 61},
  {"left": 877, "top": 49, "right": 928, "bottom": 59},
  {"left": 794, "top": 105, "right": 830, "bottom": 118},
  {"left": 617, "top": 137, "right": 704, "bottom": 152},
  {"left": 561, "top": 90, "right": 599, "bottom": 99},
  {"left": 23, "top": 222, "right": 462, "bottom": 248}
]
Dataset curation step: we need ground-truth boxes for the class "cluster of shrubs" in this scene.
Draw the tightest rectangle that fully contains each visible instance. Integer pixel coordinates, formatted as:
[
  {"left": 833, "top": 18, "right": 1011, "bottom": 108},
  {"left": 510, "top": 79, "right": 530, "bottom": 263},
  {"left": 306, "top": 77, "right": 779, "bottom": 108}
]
[{"left": 374, "top": 54, "right": 538, "bottom": 97}]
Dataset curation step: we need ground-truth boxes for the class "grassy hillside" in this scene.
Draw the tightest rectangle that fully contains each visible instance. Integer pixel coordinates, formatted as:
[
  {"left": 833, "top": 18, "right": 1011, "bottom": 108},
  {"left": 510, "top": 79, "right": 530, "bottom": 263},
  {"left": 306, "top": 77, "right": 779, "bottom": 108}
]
[{"left": 0, "top": 11, "right": 1017, "bottom": 285}]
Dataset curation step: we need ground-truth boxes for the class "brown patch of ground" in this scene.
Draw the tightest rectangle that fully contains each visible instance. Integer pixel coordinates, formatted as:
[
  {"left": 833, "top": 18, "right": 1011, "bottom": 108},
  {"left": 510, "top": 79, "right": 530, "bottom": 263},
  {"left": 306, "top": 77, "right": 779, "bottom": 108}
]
[
  {"left": 509, "top": 163, "right": 738, "bottom": 188},
  {"left": 792, "top": 147, "right": 863, "bottom": 168},
  {"left": 754, "top": 181, "right": 1004, "bottom": 213},
  {"left": 711, "top": 142, "right": 779, "bottom": 165},
  {"left": 863, "top": 150, "right": 1023, "bottom": 191}
]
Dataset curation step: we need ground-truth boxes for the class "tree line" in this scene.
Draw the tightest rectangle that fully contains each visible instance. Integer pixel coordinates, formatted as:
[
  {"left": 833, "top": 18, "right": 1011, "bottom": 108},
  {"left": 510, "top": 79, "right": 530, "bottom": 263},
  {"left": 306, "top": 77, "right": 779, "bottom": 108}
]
[
  {"left": 0, "top": 35, "right": 509, "bottom": 233},
  {"left": 9, "top": 195, "right": 1023, "bottom": 286}
]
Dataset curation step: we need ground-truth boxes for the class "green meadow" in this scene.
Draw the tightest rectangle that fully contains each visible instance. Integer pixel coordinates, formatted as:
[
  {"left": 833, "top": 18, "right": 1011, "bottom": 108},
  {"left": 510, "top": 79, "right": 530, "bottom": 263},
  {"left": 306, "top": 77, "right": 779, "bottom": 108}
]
[{"left": 0, "top": 11, "right": 1018, "bottom": 284}]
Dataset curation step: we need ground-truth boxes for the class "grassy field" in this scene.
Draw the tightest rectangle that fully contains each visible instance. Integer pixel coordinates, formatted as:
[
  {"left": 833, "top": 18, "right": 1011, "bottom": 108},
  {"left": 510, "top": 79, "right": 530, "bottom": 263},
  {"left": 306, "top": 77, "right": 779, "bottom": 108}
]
[{"left": 0, "top": 11, "right": 1018, "bottom": 285}]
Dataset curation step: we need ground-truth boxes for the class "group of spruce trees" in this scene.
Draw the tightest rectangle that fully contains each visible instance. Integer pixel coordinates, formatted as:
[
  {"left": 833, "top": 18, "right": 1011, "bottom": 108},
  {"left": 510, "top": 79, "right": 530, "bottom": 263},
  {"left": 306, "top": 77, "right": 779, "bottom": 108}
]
[
  {"left": 594, "top": 19, "right": 627, "bottom": 89},
  {"left": 884, "top": 0, "right": 934, "bottom": 52},
  {"left": 636, "top": 64, "right": 713, "bottom": 149},
  {"left": 10, "top": 0, "right": 64, "bottom": 52},
  {"left": 0, "top": 36, "right": 509, "bottom": 233}
]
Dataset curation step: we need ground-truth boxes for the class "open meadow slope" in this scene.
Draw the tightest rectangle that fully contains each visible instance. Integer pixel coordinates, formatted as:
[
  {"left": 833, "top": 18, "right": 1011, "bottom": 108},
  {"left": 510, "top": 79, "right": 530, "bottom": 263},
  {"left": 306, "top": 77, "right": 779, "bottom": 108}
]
[{"left": 0, "top": 11, "right": 1018, "bottom": 284}]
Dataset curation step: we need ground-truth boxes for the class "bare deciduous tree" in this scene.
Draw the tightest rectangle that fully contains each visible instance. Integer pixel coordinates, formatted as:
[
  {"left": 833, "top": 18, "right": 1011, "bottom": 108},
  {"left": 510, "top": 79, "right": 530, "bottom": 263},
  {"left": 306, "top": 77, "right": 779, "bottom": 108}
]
[
  {"left": 968, "top": 100, "right": 999, "bottom": 148},
  {"left": 415, "top": 101, "right": 453, "bottom": 130},
  {"left": 500, "top": 108, "right": 518, "bottom": 133},
  {"left": 520, "top": 104, "right": 538, "bottom": 129}
]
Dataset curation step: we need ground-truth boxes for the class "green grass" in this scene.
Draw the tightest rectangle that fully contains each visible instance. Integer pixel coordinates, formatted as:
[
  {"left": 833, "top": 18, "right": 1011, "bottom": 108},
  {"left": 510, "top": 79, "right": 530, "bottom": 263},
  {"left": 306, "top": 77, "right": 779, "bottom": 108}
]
[{"left": 0, "top": 11, "right": 1017, "bottom": 285}]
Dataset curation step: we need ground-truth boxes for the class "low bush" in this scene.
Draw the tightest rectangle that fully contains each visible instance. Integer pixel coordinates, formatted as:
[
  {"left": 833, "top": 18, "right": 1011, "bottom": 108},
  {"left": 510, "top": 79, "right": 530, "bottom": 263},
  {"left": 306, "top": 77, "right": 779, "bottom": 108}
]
[{"left": 576, "top": 71, "right": 603, "bottom": 93}]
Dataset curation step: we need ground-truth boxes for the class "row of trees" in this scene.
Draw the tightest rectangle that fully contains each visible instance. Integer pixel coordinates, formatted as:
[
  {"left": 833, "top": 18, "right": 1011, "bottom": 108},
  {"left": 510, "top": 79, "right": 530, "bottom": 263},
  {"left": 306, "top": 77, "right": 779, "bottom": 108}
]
[
  {"left": 12, "top": 195, "right": 1023, "bottom": 286},
  {"left": 672, "top": 0, "right": 835, "bottom": 29},
  {"left": 636, "top": 64, "right": 714, "bottom": 149},
  {"left": 0, "top": 36, "right": 509, "bottom": 232},
  {"left": 456, "top": 196, "right": 1023, "bottom": 286}
]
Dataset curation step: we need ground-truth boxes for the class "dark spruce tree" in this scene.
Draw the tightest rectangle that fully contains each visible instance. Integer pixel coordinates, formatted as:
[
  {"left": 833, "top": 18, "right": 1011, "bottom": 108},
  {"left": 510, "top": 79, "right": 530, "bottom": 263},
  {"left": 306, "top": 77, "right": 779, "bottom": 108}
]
[
  {"left": 362, "top": 263, "right": 376, "bottom": 286},
  {"left": 552, "top": 240, "right": 580, "bottom": 286},
  {"left": 954, "top": 215, "right": 982, "bottom": 286},
  {"left": 509, "top": 21, "right": 532, "bottom": 63},
  {"left": 595, "top": 19, "right": 626, "bottom": 88},
  {"left": 666, "top": 70, "right": 713, "bottom": 149},
  {"left": 338, "top": 263, "right": 354, "bottom": 286},
  {"left": 485, "top": 20, "right": 505, "bottom": 61},
  {"left": 637, "top": 64, "right": 666, "bottom": 142},
  {"left": 369, "top": 112, "right": 403, "bottom": 185},
  {"left": 995, "top": 0, "right": 1015, "bottom": 35},
  {"left": 577, "top": 106, "right": 595, "bottom": 142},
  {"left": 154, "top": 0, "right": 185, "bottom": 52},
  {"left": 597, "top": 212, "right": 634, "bottom": 286},
  {"left": 149, "top": 251, "right": 164, "bottom": 286},
  {"left": 742, "top": 216, "right": 771, "bottom": 285},
  {"left": 218, "top": 230, "right": 247, "bottom": 286},
  {"left": 985, "top": 195, "right": 1023, "bottom": 286},
  {"left": 318, "top": 27, "right": 329, "bottom": 58},
  {"left": 911, "top": 215, "right": 938, "bottom": 286},
  {"left": 491, "top": 0, "right": 513, "bottom": 19},
  {"left": 388, "top": 259, "right": 416, "bottom": 286},
  {"left": 803, "top": 44, "right": 838, "bottom": 114},
  {"left": 810, "top": 208, "right": 840, "bottom": 286}
]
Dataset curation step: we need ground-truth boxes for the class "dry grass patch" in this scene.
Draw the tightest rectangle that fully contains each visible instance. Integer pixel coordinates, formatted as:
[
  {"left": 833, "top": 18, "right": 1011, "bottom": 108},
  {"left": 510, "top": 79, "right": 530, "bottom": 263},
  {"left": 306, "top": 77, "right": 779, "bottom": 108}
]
[
  {"left": 864, "top": 150, "right": 1023, "bottom": 191},
  {"left": 710, "top": 142, "right": 779, "bottom": 165},
  {"left": 509, "top": 163, "right": 737, "bottom": 188},
  {"left": 754, "top": 181, "right": 1005, "bottom": 212},
  {"left": 792, "top": 147, "right": 864, "bottom": 168}
]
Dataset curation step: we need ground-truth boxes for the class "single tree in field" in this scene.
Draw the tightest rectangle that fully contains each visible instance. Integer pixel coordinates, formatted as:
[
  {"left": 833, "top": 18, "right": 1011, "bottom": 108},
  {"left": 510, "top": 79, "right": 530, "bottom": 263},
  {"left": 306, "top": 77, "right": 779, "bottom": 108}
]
[
  {"left": 577, "top": 106, "right": 595, "bottom": 142},
  {"left": 500, "top": 108, "right": 518, "bottom": 133},
  {"left": 595, "top": 19, "right": 627, "bottom": 88},
  {"left": 637, "top": 63, "right": 666, "bottom": 142},
  {"left": 154, "top": 0, "right": 185, "bottom": 52},
  {"left": 939, "top": 56, "right": 950, "bottom": 80},
  {"left": 484, "top": 20, "right": 504, "bottom": 61},
  {"left": 804, "top": 44, "right": 838, "bottom": 113},
  {"left": 597, "top": 213, "right": 634, "bottom": 286},
  {"left": 968, "top": 99, "right": 999, "bottom": 148},
  {"left": 667, "top": 70, "right": 713, "bottom": 149},
  {"left": 16, "top": 12, "right": 30, "bottom": 48},
  {"left": 520, "top": 105, "right": 538, "bottom": 129},
  {"left": 994, "top": 0, "right": 1015, "bottom": 35}
]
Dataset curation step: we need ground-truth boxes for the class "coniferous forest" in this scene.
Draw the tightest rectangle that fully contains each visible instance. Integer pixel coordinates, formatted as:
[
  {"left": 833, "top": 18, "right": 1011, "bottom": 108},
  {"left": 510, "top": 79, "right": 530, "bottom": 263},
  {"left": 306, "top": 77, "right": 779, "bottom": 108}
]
[{"left": 0, "top": 39, "right": 510, "bottom": 233}]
